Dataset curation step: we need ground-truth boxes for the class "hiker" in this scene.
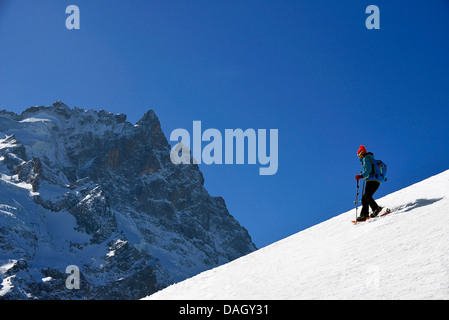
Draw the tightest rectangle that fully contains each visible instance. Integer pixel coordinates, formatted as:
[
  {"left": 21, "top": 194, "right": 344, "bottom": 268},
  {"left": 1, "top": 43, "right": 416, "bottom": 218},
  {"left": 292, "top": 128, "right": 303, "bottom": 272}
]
[{"left": 355, "top": 145, "right": 384, "bottom": 221}]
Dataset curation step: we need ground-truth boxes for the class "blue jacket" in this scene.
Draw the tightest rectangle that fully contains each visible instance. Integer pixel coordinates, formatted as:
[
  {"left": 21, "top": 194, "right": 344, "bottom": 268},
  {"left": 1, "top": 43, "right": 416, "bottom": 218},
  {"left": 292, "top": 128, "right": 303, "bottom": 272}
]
[{"left": 360, "top": 152, "right": 377, "bottom": 182}]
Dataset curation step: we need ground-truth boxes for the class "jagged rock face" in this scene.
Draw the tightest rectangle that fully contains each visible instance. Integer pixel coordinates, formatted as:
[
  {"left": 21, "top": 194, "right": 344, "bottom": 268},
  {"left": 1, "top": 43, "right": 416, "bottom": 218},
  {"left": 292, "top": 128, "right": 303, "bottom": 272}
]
[{"left": 0, "top": 102, "right": 256, "bottom": 299}]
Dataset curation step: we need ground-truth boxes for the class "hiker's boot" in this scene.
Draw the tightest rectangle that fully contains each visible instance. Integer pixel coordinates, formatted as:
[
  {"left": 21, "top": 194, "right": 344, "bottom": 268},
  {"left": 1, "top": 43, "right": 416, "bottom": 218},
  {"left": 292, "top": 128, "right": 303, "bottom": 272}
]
[
  {"left": 356, "top": 214, "right": 369, "bottom": 222},
  {"left": 370, "top": 206, "right": 383, "bottom": 218}
]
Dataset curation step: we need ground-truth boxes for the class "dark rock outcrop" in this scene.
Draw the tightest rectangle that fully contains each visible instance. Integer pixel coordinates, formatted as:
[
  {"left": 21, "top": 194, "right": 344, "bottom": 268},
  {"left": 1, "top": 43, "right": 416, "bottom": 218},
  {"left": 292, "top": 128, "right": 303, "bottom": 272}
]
[{"left": 0, "top": 102, "right": 256, "bottom": 299}]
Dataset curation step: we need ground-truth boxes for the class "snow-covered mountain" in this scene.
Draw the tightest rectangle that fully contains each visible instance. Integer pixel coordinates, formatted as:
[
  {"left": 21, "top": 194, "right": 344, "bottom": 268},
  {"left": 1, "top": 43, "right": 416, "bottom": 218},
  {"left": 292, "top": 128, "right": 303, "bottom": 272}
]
[
  {"left": 0, "top": 101, "right": 256, "bottom": 299},
  {"left": 147, "top": 170, "right": 449, "bottom": 300}
]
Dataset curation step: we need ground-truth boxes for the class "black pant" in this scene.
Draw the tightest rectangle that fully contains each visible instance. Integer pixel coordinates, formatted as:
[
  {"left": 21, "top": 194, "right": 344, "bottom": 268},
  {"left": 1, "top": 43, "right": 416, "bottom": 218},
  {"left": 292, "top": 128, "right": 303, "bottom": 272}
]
[{"left": 361, "top": 180, "right": 380, "bottom": 217}]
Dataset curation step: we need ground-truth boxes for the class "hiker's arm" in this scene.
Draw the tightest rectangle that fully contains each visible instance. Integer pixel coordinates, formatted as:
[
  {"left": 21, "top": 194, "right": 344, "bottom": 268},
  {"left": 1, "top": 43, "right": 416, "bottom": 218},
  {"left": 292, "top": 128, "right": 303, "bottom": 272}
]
[{"left": 361, "top": 158, "right": 373, "bottom": 178}]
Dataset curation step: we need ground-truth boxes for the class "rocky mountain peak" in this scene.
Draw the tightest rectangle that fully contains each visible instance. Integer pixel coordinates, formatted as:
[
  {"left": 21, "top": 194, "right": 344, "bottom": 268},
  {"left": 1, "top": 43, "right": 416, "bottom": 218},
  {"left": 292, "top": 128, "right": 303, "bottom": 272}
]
[{"left": 0, "top": 102, "right": 256, "bottom": 299}]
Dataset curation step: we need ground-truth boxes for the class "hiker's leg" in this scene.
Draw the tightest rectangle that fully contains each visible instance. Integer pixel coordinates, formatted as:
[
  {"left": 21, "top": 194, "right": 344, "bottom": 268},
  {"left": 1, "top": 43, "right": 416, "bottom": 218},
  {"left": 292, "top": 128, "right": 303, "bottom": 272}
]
[{"left": 364, "top": 181, "right": 381, "bottom": 212}]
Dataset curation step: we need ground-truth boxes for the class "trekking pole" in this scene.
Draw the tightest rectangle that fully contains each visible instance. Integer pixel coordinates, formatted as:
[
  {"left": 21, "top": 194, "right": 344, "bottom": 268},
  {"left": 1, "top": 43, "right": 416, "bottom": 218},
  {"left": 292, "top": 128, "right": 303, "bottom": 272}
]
[{"left": 354, "top": 179, "right": 360, "bottom": 222}]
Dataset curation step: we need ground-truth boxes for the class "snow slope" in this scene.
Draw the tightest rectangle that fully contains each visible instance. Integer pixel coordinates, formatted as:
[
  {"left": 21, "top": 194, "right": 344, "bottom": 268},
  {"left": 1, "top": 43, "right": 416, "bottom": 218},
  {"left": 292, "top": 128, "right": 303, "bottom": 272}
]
[{"left": 146, "top": 170, "right": 449, "bottom": 300}]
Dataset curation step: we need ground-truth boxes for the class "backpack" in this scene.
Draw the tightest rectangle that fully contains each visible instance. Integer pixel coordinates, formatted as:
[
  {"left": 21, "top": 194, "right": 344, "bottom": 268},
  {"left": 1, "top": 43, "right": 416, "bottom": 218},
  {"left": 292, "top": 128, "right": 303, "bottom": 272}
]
[{"left": 372, "top": 159, "right": 387, "bottom": 183}]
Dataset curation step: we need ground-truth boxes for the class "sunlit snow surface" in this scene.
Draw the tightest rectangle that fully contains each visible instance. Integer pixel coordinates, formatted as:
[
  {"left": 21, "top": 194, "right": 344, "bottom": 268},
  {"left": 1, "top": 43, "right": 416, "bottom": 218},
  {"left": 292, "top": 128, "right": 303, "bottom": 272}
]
[{"left": 147, "top": 170, "right": 449, "bottom": 300}]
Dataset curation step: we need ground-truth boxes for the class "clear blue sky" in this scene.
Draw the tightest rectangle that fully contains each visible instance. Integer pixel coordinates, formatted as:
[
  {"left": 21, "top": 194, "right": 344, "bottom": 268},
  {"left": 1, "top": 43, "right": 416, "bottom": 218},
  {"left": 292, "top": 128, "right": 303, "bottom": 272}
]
[{"left": 1, "top": 0, "right": 448, "bottom": 248}]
